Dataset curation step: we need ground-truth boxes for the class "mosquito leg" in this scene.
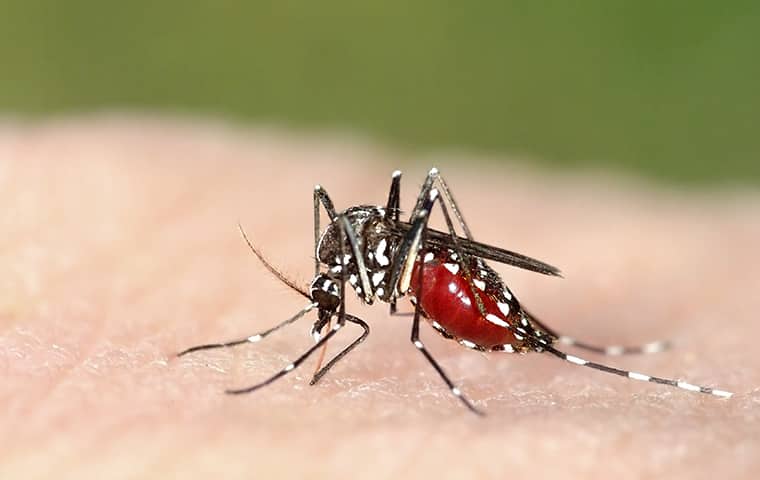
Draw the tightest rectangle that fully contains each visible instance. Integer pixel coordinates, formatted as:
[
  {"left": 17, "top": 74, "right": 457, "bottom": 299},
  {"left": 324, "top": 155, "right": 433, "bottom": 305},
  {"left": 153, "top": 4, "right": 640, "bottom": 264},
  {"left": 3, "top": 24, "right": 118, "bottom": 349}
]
[
  {"left": 523, "top": 309, "right": 671, "bottom": 356},
  {"left": 556, "top": 336, "right": 671, "bottom": 356},
  {"left": 390, "top": 170, "right": 485, "bottom": 314},
  {"left": 428, "top": 186, "right": 491, "bottom": 316},
  {"left": 540, "top": 343, "right": 733, "bottom": 398},
  {"left": 226, "top": 323, "right": 345, "bottom": 395},
  {"left": 385, "top": 198, "right": 484, "bottom": 414},
  {"left": 406, "top": 167, "right": 471, "bottom": 239},
  {"left": 311, "top": 185, "right": 340, "bottom": 369},
  {"left": 337, "top": 215, "right": 373, "bottom": 303},
  {"left": 409, "top": 168, "right": 438, "bottom": 222},
  {"left": 433, "top": 172, "right": 474, "bottom": 240},
  {"left": 388, "top": 192, "right": 433, "bottom": 296},
  {"left": 385, "top": 170, "right": 402, "bottom": 222},
  {"left": 388, "top": 168, "right": 469, "bottom": 298},
  {"left": 309, "top": 314, "right": 370, "bottom": 385},
  {"left": 313, "top": 184, "right": 338, "bottom": 277},
  {"left": 177, "top": 302, "right": 317, "bottom": 357},
  {"left": 410, "top": 271, "right": 485, "bottom": 416},
  {"left": 310, "top": 210, "right": 356, "bottom": 374},
  {"left": 336, "top": 213, "right": 348, "bottom": 323},
  {"left": 389, "top": 300, "right": 414, "bottom": 317}
]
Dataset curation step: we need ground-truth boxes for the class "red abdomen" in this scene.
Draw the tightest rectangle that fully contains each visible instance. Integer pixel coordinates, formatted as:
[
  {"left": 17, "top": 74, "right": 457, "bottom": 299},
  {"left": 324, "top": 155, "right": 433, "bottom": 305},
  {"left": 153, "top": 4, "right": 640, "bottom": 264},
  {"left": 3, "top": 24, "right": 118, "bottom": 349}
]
[{"left": 409, "top": 252, "right": 519, "bottom": 349}]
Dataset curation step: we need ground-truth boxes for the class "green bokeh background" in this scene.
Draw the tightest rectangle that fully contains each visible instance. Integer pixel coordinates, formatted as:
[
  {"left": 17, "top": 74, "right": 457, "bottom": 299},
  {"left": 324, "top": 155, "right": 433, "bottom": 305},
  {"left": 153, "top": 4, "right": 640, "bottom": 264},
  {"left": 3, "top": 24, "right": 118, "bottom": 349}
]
[{"left": 2, "top": 1, "right": 758, "bottom": 184}]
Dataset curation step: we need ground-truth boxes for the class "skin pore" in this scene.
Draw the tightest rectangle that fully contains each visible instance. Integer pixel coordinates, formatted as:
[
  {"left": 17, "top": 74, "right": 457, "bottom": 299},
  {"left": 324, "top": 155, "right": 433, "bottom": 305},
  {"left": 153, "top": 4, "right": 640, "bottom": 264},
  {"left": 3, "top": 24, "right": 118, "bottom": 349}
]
[{"left": 1, "top": 117, "right": 758, "bottom": 479}]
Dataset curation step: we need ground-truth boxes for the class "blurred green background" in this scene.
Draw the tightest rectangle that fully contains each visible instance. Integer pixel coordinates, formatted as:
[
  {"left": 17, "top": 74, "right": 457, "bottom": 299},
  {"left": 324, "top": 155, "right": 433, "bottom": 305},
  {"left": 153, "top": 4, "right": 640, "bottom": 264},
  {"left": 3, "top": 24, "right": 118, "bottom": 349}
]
[{"left": 1, "top": 1, "right": 758, "bottom": 184}]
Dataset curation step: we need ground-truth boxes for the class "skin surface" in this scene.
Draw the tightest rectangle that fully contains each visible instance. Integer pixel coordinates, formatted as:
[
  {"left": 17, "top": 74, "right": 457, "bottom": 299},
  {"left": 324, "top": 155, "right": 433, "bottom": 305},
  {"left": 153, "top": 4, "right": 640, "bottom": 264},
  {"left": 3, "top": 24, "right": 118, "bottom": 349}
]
[{"left": 0, "top": 117, "right": 759, "bottom": 479}]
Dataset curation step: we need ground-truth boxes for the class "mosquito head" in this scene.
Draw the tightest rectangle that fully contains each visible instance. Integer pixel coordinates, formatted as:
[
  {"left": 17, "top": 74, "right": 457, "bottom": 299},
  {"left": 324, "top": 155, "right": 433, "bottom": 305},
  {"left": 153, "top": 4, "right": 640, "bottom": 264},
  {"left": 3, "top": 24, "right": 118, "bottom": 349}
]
[{"left": 309, "top": 273, "right": 341, "bottom": 312}]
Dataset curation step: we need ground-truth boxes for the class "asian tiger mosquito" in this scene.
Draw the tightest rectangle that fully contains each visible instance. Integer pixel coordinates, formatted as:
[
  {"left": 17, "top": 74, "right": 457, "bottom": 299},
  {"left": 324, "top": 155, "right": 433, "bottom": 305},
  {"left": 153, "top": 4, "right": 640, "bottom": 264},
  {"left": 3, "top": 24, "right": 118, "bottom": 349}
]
[{"left": 178, "top": 168, "right": 733, "bottom": 415}]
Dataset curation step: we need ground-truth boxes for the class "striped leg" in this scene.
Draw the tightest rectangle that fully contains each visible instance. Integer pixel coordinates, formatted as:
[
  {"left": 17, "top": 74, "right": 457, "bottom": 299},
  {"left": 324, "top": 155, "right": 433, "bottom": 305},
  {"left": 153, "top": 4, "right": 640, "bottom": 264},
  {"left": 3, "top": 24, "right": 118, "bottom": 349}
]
[
  {"left": 524, "top": 309, "right": 671, "bottom": 356},
  {"left": 556, "top": 336, "right": 670, "bottom": 356},
  {"left": 384, "top": 170, "right": 402, "bottom": 222},
  {"left": 309, "top": 314, "right": 370, "bottom": 385},
  {"left": 177, "top": 302, "right": 317, "bottom": 357},
  {"left": 540, "top": 343, "right": 733, "bottom": 398},
  {"left": 411, "top": 310, "right": 485, "bottom": 416},
  {"left": 226, "top": 322, "right": 345, "bottom": 395},
  {"left": 409, "top": 247, "right": 484, "bottom": 416}
]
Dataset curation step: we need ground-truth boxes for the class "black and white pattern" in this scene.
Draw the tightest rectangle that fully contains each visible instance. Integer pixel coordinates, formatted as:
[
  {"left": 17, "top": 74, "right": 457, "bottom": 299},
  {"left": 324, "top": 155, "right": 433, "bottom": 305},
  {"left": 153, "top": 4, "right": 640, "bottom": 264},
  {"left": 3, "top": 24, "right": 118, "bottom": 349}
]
[{"left": 177, "top": 168, "right": 734, "bottom": 414}]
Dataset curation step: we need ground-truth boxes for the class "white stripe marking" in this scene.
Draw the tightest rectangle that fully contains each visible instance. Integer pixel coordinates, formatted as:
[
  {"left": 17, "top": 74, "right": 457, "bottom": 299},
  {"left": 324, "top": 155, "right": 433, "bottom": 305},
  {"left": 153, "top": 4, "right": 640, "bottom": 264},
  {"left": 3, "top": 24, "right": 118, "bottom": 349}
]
[
  {"left": 628, "top": 372, "right": 651, "bottom": 382},
  {"left": 444, "top": 262, "right": 460, "bottom": 274},
  {"left": 460, "top": 339, "right": 478, "bottom": 349},
  {"left": 643, "top": 342, "right": 666, "bottom": 353},
  {"left": 458, "top": 294, "right": 471, "bottom": 306},
  {"left": 565, "top": 355, "right": 588, "bottom": 365},
  {"left": 248, "top": 334, "right": 263, "bottom": 343},
  {"left": 677, "top": 381, "right": 701, "bottom": 392},
  {"left": 605, "top": 345, "right": 624, "bottom": 355},
  {"left": 711, "top": 389, "right": 733, "bottom": 398},
  {"left": 414, "top": 340, "right": 424, "bottom": 350},
  {"left": 473, "top": 279, "right": 486, "bottom": 291},
  {"left": 284, "top": 363, "right": 295, "bottom": 372},
  {"left": 451, "top": 387, "right": 462, "bottom": 397},
  {"left": 372, "top": 270, "right": 386, "bottom": 286},
  {"left": 375, "top": 238, "right": 390, "bottom": 266},
  {"left": 485, "top": 314, "right": 509, "bottom": 328},
  {"left": 497, "top": 302, "right": 510, "bottom": 316}
]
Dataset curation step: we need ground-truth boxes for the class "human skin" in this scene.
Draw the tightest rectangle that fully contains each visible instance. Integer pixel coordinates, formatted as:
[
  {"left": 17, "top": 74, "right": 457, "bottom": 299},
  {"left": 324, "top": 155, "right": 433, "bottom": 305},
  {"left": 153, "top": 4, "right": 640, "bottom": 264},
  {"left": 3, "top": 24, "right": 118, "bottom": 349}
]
[{"left": 0, "top": 117, "right": 758, "bottom": 480}]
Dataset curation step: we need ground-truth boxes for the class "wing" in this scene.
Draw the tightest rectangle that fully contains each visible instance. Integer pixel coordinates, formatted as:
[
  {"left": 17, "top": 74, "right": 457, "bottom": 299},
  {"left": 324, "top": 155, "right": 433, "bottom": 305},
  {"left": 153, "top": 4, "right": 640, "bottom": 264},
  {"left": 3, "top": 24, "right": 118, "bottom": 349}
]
[{"left": 390, "top": 221, "right": 562, "bottom": 277}]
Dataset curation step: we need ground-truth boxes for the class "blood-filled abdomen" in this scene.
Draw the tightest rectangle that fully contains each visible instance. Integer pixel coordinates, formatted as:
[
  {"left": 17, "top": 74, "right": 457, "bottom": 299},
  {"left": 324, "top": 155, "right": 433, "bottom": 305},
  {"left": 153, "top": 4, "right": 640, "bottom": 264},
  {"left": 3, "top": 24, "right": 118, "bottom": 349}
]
[{"left": 409, "top": 251, "right": 520, "bottom": 349}]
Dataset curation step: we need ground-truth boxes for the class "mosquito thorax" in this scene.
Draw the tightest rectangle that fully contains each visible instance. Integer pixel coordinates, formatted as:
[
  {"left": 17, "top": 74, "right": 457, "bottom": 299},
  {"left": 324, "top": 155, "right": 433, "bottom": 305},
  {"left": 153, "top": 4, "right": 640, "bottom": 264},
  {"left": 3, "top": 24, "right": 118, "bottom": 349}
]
[
  {"left": 316, "top": 205, "right": 399, "bottom": 303},
  {"left": 316, "top": 205, "right": 386, "bottom": 265}
]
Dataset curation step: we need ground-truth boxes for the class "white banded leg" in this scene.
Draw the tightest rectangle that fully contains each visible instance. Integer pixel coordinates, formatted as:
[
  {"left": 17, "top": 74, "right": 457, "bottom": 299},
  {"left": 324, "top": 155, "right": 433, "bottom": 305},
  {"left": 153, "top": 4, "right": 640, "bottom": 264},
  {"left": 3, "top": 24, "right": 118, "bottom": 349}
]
[
  {"left": 177, "top": 302, "right": 317, "bottom": 357},
  {"left": 541, "top": 344, "right": 733, "bottom": 398},
  {"left": 309, "top": 189, "right": 345, "bottom": 374},
  {"left": 384, "top": 170, "right": 402, "bottom": 222},
  {"left": 310, "top": 314, "right": 370, "bottom": 385},
  {"left": 432, "top": 169, "right": 474, "bottom": 240},
  {"left": 411, "top": 317, "right": 485, "bottom": 415},
  {"left": 557, "top": 335, "right": 671, "bottom": 356},
  {"left": 410, "top": 248, "right": 484, "bottom": 416},
  {"left": 524, "top": 309, "right": 671, "bottom": 356},
  {"left": 226, "top": 322, "right": 345, "bottom": 395}
]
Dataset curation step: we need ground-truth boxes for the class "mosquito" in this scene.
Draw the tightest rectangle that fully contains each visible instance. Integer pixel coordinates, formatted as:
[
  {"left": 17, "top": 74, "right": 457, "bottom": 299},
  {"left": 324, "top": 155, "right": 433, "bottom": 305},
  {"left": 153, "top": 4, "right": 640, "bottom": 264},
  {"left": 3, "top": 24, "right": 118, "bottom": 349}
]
[{"left": 178, "top": 168, "right": 733, "bottom": 415}]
